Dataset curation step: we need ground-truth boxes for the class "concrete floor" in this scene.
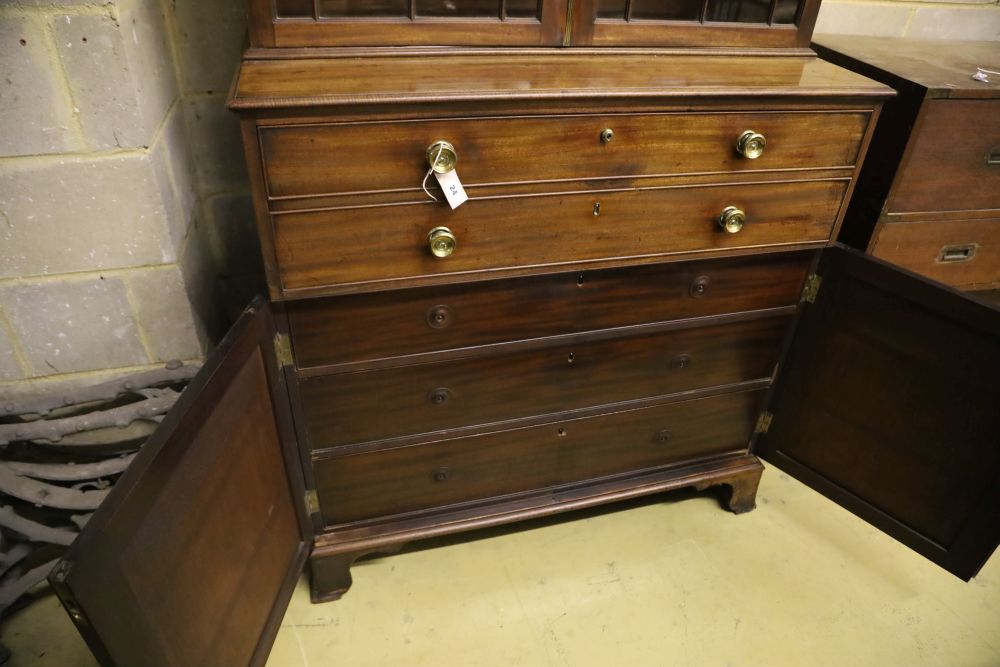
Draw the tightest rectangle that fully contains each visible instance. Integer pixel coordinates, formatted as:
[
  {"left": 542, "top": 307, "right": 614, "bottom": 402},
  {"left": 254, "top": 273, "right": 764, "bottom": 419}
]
[{"left": 3, "top": 462, "right": 999, "bottom": 666}]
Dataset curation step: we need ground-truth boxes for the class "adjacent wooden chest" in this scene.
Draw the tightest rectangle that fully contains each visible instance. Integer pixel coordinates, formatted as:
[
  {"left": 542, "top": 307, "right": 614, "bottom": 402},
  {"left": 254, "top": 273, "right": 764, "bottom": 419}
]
[{"left": 815, "top": 36, "right": 1000, "bottom": 292}]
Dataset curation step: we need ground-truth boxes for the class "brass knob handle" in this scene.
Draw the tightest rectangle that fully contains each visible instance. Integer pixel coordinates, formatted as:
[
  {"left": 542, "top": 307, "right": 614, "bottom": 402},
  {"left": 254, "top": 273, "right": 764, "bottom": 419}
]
[
  {"left": 427, "top": 226, "right": 457, "bottom": 258},
  {"left": 736, "top": 130, "right": 766, "bottom": 159},
  {"left": 718, "top": 206, "right": 746, "bottom": 234},
  {"left": 600, "top": 128, "right": 615, "bottom": 143},
  {"left": 426, "top": 140, "right": 457, "bottom": 173}
]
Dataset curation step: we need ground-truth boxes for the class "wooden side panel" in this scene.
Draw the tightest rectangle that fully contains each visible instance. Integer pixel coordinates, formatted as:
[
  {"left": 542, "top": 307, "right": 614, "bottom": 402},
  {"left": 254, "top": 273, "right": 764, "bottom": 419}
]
[
  {"left": 315, "top": 388, "right": 765, "bottom": 525},
  {"left": 49, "top": 301, "right": 310, "bottom": 667},
  {"left": 259, "top": 111, "right": 868, "bottom": 199},
  {"left": 758, "top": 246, "right": 1000, "bottom": 580},
  {"left": 299, "top": 315, "right": 790, "bottom": 449},
  {"left": 888, "top": 99, "right": 1000, "bottom": 214},
  {"left": 273, "top": 179, "right": 846, "bottom": 293},
  {"left": 872, "top": 217, "right": 1000, "bottom": 291}
]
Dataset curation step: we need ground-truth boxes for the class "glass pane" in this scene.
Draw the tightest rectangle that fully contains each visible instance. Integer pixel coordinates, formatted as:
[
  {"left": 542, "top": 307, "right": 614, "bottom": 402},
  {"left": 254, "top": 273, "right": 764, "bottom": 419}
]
[
  {"left": 773, "top": 0, "right": 799, "bottom": 23},
  {"left": 275, "top": 0, "right": 314, "bottom": 18},
  {"left": 504, "top": 0, "right": 541, "bottom": 18},
  {"left": 630, "top": 0, "right": 703, "bottom": 20},
  {"left": 596, "top": 0, "right": 626, "bottom": 19},
  {"left": 320, "top": 0, "right": 408, "bottom": 17},
  {"left": 416, "top": 0, "right": 500, "bottom": 17},
  {"left": 705, "top": 0, "right": 770, "bottom": 22}
]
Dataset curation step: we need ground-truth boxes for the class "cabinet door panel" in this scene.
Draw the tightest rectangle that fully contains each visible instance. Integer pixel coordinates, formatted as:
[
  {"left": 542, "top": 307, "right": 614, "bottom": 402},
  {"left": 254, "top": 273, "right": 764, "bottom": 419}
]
[
  {"left": 571, "top": 0, "right": 818, "bottom": 47},
  {"left": 758, "top": 245, "right": 1000, "bottom": 580},
  {"left": 48, "top": 300, "right": 311, "bottom": 667},
  {"left": 263, "top": 0, "right": 565, "bottom": 46}
]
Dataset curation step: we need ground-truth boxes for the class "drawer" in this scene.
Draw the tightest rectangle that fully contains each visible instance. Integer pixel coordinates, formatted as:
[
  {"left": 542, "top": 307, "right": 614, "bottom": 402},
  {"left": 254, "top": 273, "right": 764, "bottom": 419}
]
[
  {"left": 260, "top": 112, "right": 868, "bottom": 199},
  {"left": 288, "top": 252, "right": 812, "bottom": 370},
  {"left": 890, "top": 99, "right": 1000, "bottom": 213},
  {"left": 274, "top": 179, "right": 845, "bottom": 293},
  {"left": 872, "top": 218, "right": 1000, "bottom": 290},
  {"left": 312, "top": 388, "right": 764, "bottom": 526},
  {"left": 300, "top": 315, "right": 790, "bottom": 449}
]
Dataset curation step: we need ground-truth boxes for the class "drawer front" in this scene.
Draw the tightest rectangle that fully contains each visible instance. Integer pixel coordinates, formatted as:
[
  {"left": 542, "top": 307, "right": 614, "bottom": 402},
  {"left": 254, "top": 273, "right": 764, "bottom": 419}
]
[
  {"left": 313, "top": 388, "right": 763, "bottom": 526},
  {"left": 275, "top": 179, "right": 844, "bottom": 292},
  {"left": 300, "top": 315, "right": 790, "bottom": 449},
  {"left": 260, "top": 112, "right": 868, "bottom": 199},
  {"left": 288, "top": 252, "right": 812, "bottom": 370},
  {"left": 872, "top": 218, "right": 1000, "bottom": 290},
  {"left": 890, "top": 100, "right": 1000, "bottom": 213}
]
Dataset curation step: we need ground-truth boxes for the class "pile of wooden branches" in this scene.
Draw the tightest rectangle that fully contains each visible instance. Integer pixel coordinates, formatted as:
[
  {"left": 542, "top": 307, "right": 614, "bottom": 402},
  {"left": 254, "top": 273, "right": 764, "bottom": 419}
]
[{"left": 0, "top": 361, "right": 200, "bottom": 624}]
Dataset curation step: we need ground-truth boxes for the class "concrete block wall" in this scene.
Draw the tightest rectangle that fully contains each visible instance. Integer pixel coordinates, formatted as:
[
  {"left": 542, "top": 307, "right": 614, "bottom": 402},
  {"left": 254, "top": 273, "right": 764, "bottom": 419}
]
[
  {"left": 0, "top": 0, "right": 257, "bottom": 399},
  {"left": 816, "top": 0, "right": 1000, "bottom": 38}
]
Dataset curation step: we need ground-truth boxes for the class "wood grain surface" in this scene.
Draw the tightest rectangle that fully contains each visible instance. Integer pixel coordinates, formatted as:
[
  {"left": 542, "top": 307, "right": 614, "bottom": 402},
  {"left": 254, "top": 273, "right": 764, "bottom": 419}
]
[
  {"left": 314, "top": 387, "right": 765, "bottom": 525},
  {"left": 260, "top": 110, "right": 868, "bottom": 199}
]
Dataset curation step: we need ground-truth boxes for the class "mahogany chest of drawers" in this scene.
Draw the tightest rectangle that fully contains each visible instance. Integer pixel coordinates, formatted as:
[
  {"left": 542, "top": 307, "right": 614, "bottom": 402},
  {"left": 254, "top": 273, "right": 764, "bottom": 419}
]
[
  {"left": 815, "top": 36, "right": 1000, "bottom": 293},
  {"left": 49, "top": 6, "right": 1000, "bottom": 667}
]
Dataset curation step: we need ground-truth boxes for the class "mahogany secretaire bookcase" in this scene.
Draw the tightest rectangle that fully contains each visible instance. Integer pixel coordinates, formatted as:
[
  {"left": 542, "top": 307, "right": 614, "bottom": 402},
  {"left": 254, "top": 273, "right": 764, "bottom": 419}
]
[{"left": 47, "top": 3, "right": 1000, "bottom": 665}]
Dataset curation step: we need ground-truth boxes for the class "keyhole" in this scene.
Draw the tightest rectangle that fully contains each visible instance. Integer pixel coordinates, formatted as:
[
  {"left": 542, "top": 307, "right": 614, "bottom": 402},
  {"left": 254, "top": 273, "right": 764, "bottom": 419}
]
[
  {"left": 593, "top": 202, "right": 601, "bottom": 216},
  {"left": 577, "top": 274, "right": 585, "bottom": 286},
  {"left": 567, "top": 352, "right": 576, "bottom": 364},
  {"left": 557, "top": 428, "right": 567, "bottom": 437}
]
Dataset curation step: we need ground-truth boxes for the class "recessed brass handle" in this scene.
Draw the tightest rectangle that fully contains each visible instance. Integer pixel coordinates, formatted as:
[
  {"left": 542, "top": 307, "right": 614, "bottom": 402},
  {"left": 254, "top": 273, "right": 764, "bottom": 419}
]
[
  {"left": 427, "top": 226, "right": 457, "bottom": 258},
  {"left": 426, "top": 140, "right": 457, "bottom": 173},
  {"left": 718, "top": 206, "right": 746, "bottom": 234},
  {"left": 736, "top": 130, "right": 766, "bottom": 159}
]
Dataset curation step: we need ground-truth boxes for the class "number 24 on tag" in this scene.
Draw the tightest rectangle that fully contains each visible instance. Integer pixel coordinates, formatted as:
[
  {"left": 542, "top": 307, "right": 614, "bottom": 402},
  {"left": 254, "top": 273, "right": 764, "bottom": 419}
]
[{"left": 434, "top": 169, "right": 469, "bottom": 209}]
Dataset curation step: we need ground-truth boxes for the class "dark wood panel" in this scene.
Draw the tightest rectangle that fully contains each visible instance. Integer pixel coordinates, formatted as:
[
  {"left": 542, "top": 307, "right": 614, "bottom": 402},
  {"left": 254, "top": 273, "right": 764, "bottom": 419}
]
[
  {"left": 49, "top": 301, "right": 309, "bottom": 667},
  {"left": 229, "top": 53, "right": 893, "bottom": 111},
  {"left": 872, "top": 218, "right": 1000, "bottom": 291},
  {"left": 889, "top": 99, "right": 1000, "bottom": 214},
  {"left": 260, "top": 111, "right": 868, "bottom": 199},
  {"left": 299, "top": 315, "right": 789, "bottom": 447},
  {"left": 273, "top": 179, "right": 845, "bottom": 292},
  {"left": 758, "top": 245, "right": 1000, "bottom": 580},
  {"left": 287, "top": 252, "right": 812, "bottom": 369},
  {"left": 314, "top": 388, "right": 764, "bottom": 525}
]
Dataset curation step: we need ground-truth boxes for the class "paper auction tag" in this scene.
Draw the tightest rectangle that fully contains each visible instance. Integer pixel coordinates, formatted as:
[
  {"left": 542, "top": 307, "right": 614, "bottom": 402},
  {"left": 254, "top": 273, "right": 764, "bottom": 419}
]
[{"left": 434, "top": 169, "right": 468, "bottom": 209}]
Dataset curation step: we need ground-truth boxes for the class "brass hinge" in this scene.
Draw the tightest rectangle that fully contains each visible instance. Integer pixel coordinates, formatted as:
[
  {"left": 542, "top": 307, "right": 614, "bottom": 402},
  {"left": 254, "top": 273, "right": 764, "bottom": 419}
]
[
  {"left": 274, "top": 332, "right": 294, "bottom": 368},
  {"left": 801, "top": 274, "right": 822, "bottom": 304},
  {"left": 305, "top": 489, "right": 320, "bottom": 516},
  {"left": 755, "top": 411, "right": 774, "bottom": 434}
]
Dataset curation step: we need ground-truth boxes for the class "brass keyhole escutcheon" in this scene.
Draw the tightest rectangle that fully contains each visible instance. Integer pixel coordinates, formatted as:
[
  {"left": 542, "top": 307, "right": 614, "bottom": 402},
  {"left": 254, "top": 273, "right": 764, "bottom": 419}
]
[
  {"left": 429, "top": 388, "right": 451, "bottom": 406},
  {"left": 670, "top": 354, "right": 693, "bottom": 370},
  {"left": 600, "top": 128, "right": 615, "bottom": 144},
  {"left": 653, "top": 429, "right": 673, "bottom": 444},
  {"left": 426, "top": 304, "right": 453, "bottom": 329},
  {"left": 426, "top": 140, "right": 457, "bottom": 173},
  {"left": 427, "top": 226, "right": 457, "bottom": 258},
  {"left": 718, "top": 206, "right": 746, "bottom": 234},
  {"left": 736, "top": 130, "right": 766, "bottom": 159},
  {"left": 689, "top": 275, "right": 711, "bottom": 298}
]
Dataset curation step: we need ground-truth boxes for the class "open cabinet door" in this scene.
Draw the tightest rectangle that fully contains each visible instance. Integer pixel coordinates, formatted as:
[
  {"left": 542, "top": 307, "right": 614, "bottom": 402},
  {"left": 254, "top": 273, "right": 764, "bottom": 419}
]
[
  {"left": 47, "top": 297, "right": 313, "bottom": 667},
  {"left": 757, "top": 245, "right": 1000, "bottom": 581}
]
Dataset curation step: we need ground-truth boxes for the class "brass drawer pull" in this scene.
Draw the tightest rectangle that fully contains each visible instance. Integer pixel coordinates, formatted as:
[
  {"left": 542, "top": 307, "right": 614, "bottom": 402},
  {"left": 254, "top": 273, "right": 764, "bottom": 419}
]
[
  {"left": 427, "top": 226, "right": 457, "bottom": 258},
  {"left": 600, "top": 128, "right": 615, "bottom": 143},
  {"left": 987, "top": 148, "right": 1000, "bottom": 165},
  {"left": 426, "top": 140, "right": 457, "bottom": 173},
  {"left": 938, "top": 243, "right": 977, "bottom": 263},
  {"left": 718, "top": 206, "right": 746, "bottom": 234},
  {"left": 736, "top": 130, "right": 766, "bottom": 159}
]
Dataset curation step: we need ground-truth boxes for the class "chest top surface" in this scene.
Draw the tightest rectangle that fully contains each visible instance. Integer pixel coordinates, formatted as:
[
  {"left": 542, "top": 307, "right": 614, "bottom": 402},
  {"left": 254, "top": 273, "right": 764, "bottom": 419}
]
[{"left": 813, "top": 35, "right": 1000, "bottom": 99}]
